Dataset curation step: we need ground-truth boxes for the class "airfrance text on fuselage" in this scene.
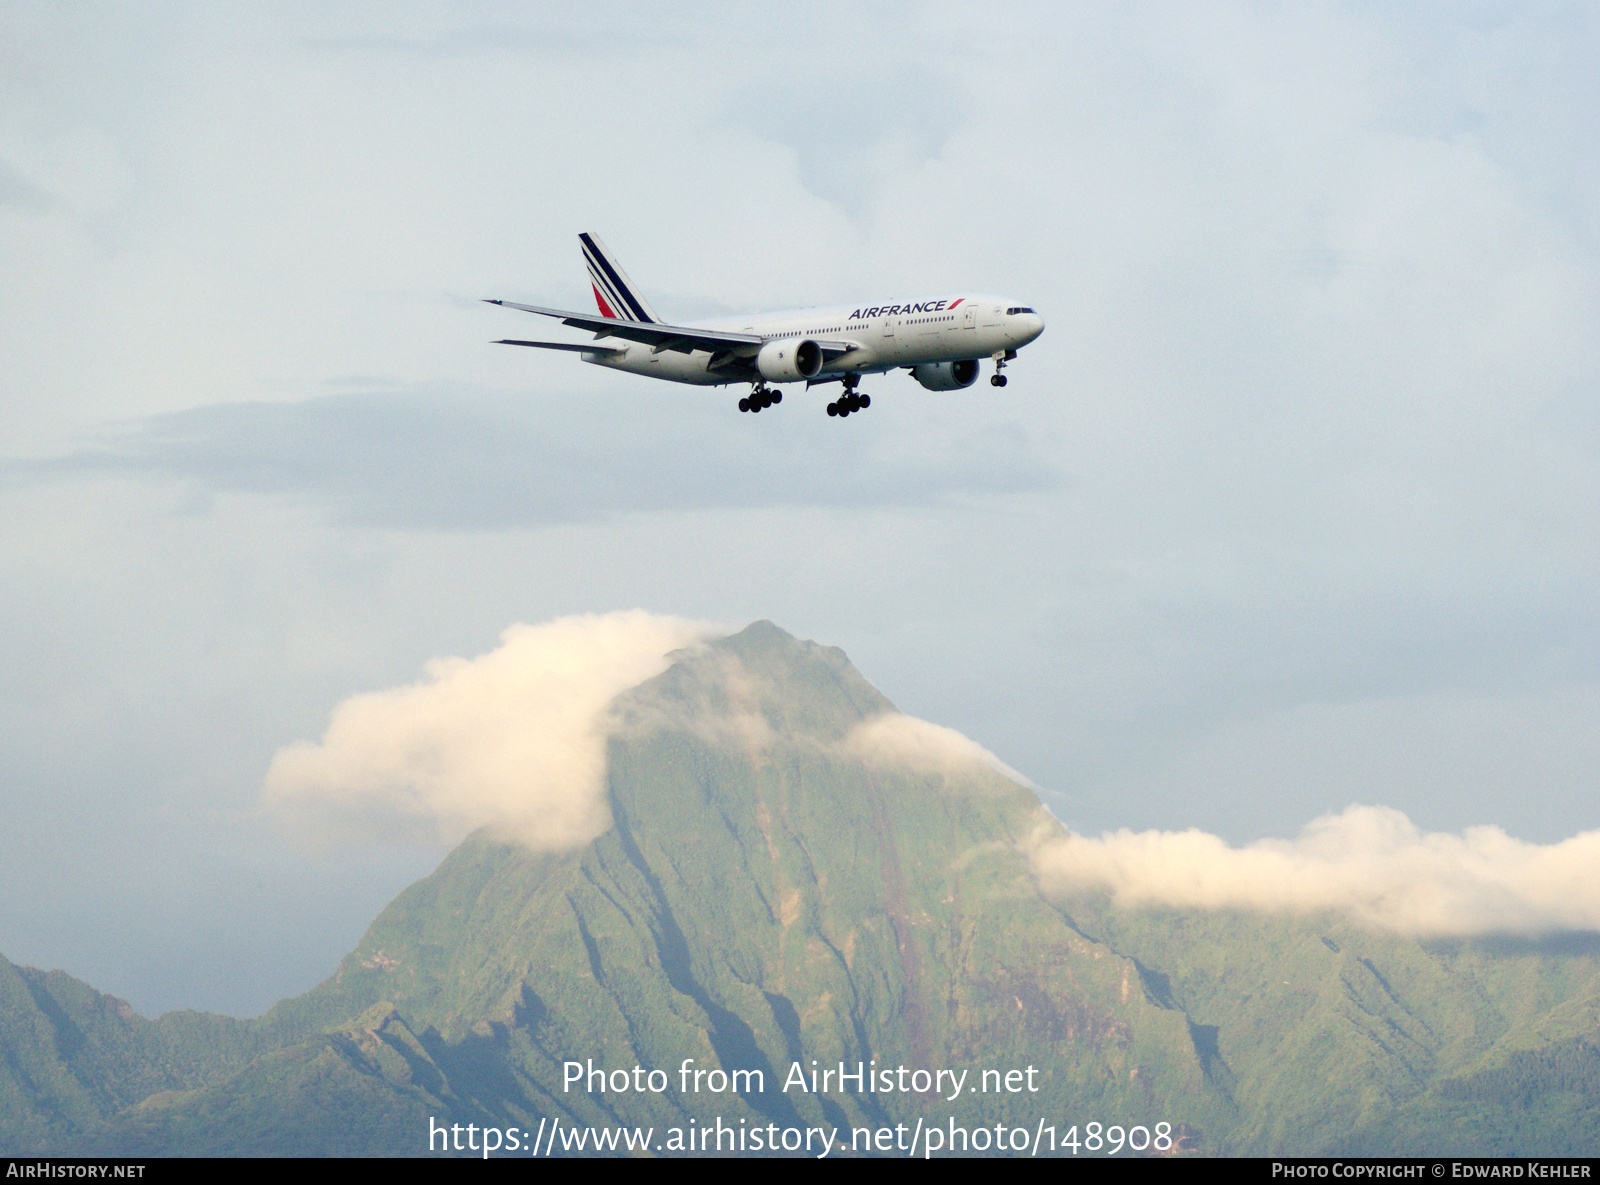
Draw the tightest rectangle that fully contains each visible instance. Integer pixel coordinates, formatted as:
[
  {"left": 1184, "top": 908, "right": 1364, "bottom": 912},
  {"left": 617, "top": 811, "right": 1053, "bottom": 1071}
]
[{"left": 848, "top": 299, "right": 964, "bottom": 320}]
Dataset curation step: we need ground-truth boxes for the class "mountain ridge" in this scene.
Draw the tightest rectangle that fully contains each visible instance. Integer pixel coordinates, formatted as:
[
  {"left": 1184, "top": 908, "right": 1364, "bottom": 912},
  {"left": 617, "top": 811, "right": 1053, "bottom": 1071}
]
[{"left": 4, "top": 621, "right": 1598, "bottom": 1156}]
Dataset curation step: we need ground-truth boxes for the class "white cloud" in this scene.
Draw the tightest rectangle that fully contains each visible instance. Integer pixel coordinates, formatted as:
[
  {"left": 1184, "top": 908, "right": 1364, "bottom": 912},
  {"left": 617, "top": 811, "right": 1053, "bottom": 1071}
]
[
  {"left": 845, "top": 712, "right": 1039, "bottom": 790},
  {"left": 1029, "top": 804, "right": 1600, "bottom": 935},
  {"left": 262, "top": 610, "right": 719, "bottom": 849}
]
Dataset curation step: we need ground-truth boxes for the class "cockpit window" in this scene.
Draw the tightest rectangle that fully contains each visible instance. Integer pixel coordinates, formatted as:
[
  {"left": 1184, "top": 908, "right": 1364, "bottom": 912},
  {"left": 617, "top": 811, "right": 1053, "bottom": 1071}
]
[{"left": 1006, "top": 307, "right": 1034, "bottom": 315}]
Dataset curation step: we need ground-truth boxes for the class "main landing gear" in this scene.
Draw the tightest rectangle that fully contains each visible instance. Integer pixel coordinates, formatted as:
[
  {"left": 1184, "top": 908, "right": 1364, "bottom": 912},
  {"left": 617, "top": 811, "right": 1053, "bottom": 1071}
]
[
  {"left": 739, "top": 384, "right": 782, "bottom": 413},
  {"left": 991, "top": 349, "right": 1014, "bottom": 387},
  {"left": 827, "top": 375, "right": 871, "bottom": 418}
]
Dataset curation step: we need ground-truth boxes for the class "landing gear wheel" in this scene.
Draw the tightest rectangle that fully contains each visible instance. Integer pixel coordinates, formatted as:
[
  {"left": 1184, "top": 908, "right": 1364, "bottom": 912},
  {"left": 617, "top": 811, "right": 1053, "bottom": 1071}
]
[
  {"left": 859, "top": 394, "right": 871, "bottom": 408},
  {"left": 738, "top": 397, "right": 750, "bottom": 412},
  {"left": 992, "top": 349, "right": 1012, "bottom": 388},
  {"left": 771, "top": 390, "right": 782, "bottom": 404},
  {"left": 827, "top": 402, "right": 839, "bottom": 416}
]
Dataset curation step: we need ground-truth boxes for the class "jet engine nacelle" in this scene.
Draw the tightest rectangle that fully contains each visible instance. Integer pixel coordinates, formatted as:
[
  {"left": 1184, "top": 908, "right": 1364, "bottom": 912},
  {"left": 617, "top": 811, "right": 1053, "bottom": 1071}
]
[
  {"left": 757, "top": 338, "right": 823, "bottom": 383},
  {"left": 911, "top": 359, "right": 980, "bottom": 390}
]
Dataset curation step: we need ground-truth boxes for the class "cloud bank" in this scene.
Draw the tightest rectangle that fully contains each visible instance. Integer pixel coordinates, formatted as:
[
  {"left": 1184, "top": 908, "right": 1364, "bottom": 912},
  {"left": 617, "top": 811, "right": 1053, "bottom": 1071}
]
[
  {"left": 1, "top": 388, "right": 1059, "bottom": 528},
  {"left": 263, "top": 611, "right": 718, "bottom": 848},
  {"left": 1030, "top": 805, "right": 1600, "bottom": 935}
]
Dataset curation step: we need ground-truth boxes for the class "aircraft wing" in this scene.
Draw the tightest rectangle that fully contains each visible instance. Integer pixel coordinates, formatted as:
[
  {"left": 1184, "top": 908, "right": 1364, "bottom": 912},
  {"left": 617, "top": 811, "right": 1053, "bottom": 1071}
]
[
  {"left": 486, "top": 300, "right": 763, "bottom": 356},
  {"left": 699, "top": 337, "right": 859, "bottom": 375},
  {"left": 495, "top": 339, "right": 625, "bottom": 355}
]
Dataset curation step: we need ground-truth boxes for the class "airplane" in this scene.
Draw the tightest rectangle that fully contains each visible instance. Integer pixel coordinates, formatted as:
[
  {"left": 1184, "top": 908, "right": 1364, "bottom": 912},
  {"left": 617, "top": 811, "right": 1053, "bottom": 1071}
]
[{"left": 486, "top": 233, "right": 1045, "bottom": 418}]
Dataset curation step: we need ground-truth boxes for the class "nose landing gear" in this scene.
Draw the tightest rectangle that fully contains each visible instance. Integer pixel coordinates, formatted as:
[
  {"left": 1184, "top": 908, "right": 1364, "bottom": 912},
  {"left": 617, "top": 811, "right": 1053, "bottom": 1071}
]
[{"left": 991, "top": 349, "right": 1014, "bottom": 387}]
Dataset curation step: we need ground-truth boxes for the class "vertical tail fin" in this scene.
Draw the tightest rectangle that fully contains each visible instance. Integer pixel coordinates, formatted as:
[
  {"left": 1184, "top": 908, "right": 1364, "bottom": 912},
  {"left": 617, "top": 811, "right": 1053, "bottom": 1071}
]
[{"left": 579, "top": 232, "right": 661, "bottom": 323}]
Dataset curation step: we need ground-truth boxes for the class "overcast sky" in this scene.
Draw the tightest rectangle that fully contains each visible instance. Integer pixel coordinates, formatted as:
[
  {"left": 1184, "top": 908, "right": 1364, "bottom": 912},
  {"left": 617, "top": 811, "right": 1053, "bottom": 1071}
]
[{"left": 2, "top": 1, "right": 1597, "bottom": 1017}]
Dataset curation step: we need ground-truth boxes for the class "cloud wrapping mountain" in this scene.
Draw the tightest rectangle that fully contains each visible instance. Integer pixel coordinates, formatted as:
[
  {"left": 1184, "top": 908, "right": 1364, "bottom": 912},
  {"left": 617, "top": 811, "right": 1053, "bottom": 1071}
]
[
  {"left": 1030, "top": 804, "right": 1600, "bottom": 935},
  {"left": 267, "top": 610, "right": 1600, "bottom": 938},
  {"left": 262, "top": 611, "right": 718, "bottom": 849},
  {"left": 845, "top": 712, "right": 1040, "bottom": 790}
]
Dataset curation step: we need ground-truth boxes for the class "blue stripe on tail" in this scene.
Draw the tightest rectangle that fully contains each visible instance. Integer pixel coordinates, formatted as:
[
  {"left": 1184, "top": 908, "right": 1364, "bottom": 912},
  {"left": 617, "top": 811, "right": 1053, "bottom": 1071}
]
[{"left": 579, "top": 232, "right": 658, "bottom": 323}]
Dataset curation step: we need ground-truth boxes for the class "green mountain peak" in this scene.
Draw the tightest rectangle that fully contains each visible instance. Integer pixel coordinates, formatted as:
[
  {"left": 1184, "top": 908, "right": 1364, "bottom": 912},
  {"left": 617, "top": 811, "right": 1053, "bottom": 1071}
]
[{"left": 6, "top": 621, "right": 1600, "bottom": 1155}]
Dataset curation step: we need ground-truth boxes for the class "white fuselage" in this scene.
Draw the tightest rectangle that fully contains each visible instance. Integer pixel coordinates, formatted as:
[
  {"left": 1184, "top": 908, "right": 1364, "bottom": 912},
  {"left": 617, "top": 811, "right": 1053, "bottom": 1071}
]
[{"left": 584, "top": 294, "right": 1045, "bottom": 386}]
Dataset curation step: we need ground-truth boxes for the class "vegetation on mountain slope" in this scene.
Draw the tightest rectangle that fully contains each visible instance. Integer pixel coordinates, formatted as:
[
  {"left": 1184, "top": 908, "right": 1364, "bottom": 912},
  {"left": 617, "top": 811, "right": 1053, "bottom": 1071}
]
[{"left": 4, "top": 623, "right": 1597, "bottom": 1156}]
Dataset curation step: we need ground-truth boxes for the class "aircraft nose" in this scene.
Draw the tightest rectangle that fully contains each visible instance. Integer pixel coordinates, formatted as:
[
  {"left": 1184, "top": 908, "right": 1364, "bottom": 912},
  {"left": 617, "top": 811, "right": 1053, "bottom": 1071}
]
[{"left": 1023, "top": 312, "right": 1045, "bottom": 343}]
